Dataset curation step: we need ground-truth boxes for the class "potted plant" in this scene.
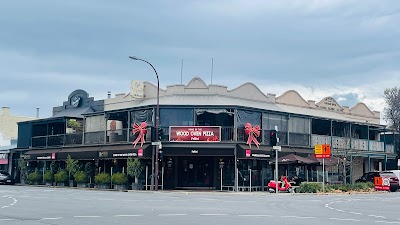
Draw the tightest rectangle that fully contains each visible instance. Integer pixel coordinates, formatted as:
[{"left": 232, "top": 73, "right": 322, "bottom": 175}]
[
  {"left": 54, "top": 170, "right": 68, "bottom": 186},
  {"left": 18, "top": 157, "right": 28, "bottom": 184},
  {"left": 43, "top": 170, "right": 54, "bottom": 186},
  {"left": 27, "top": 169, "right": 42, "bottom": 185},
  {"left": 95, "top": 172, "right": 111, "bottom": 189},
  {"left": 74, "top": 170, "right": 89, "bottom": 188},
  {"left": 84, "top": 162, "right": 95, "bottom": 188},
  {"left": 112, "top": 172, "right": 129, "bottom": 190},
  {"left": 66, "top": 155, "right": 79, "bottom": 187},
  {"left": 127, "top": 158, "right": 144, "bottom": 190}
]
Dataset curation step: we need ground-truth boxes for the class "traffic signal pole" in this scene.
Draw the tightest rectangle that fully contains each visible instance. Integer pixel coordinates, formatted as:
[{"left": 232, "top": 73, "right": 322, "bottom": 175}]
[{"left": 275, "top": 147, "right": 278, "bottom": 194}]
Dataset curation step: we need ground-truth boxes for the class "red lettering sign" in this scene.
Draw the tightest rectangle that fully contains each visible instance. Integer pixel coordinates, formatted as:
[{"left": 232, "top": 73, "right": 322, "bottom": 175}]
[
  {"left": 246, "top": 150, "right": 251, "bottom": 157},
  {"left": 169, "top": 126, "right": 221, "bottom": 142}
]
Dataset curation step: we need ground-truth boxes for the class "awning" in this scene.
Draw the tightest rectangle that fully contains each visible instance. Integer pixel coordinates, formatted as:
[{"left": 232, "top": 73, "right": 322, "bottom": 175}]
[
  {"left": 98, "top": 144, "right": 151, "bottom": 159},
  {"left": 57, "top": 146, "right": 101, "bottom": 160},
  {"left": 273, "top": 154, "right": 316, "bottom": 164},
  {"left": 23, "top": 149, "right": 60, "bottom": 160}
]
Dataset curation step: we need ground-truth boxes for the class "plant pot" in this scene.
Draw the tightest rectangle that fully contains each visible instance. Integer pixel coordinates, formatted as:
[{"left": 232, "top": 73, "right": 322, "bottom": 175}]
[
  {"left": 96, "top": 184, "right": 110, "bottom": 189},
  {"left": 114, "top": 184, "right": 128, "bottom": 191},
  {"left": 45, "top": 182, "right": 54, "bottom": 186},
  {"left": 56, "top": 182, "right": 67, "bottom": 186},
  {"left": 69, "top": 180, "right": 77, "bottom": 187},
  {"left": 131, "top": 182, "right": 143, "bottom": 190}
]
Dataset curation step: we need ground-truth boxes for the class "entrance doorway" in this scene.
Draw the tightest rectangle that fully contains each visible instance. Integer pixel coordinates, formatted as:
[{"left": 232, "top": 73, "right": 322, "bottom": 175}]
[{"left": 178, "top": 157, "right": 213, "bottom": 189}]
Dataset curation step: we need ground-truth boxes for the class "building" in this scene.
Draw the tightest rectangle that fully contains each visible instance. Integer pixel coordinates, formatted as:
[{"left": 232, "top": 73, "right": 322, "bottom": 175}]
[
  {"left": 0, "top": 107, "right": 36, "bottom": 173},
  {"left": 16, "top": 77, "right": 396, "bottom": 190}
]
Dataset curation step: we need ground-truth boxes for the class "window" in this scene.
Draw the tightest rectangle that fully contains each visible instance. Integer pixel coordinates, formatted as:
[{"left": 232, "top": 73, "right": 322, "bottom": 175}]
[
  {"left": 160, "top": 108, "right": 194, "bottom": 126},
  {"left": 85, "top": 115, "right": 106, "bottom": 132},
  {"left": 289, "top": 117, "right": 310, "bottom": 134},
  {"left": 262, "top": 113, "right": 288, "bottom": 131},
  {"left": 130, "top": 109, "right": 153, "bottom": 126},
  {"left": 236, "top": 110, "right": 261, "bottom": 127}
]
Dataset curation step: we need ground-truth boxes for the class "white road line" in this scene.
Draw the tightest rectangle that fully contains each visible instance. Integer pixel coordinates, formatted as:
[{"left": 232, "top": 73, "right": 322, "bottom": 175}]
[
  {"left": 114, "top": 215, "right": 143, "bottom": 217},
  {"left": 369, "top": 215, "right": 387, "bottom": 219},
  {"left": 39, "top": 217, "right": 63, "bottom": 220},
  {"left": 281, "top": 216, "right": 316, "bottom": 219},
  {"left": 158, "top": 214, "right": 187, "bottom": 216},
  {"left": 1, "top": 206, "right": 8, "bottom": 208},
  {"left": 349, "top": 212, "right": 363, "bottom": 215},
  {"left": 98, "top": 199, "right": 114, "bottom": 201},
  {"left": 329, "top": 218, "right": 361, "bottom": 222},
  {"left": 238, "top": 215, "right": 272, "bottom": 217},
  {"left": 74, "top": 216, "right": 102, "bottom": 218},
  {"left": 200, "top": 214, "right": 228, "bottom": 216},
  {"left": 0, "top": 219, "right": 15, "bottom": 221},
  {"left": 375, "top": 221, "right": 400, "bottom": 224}
]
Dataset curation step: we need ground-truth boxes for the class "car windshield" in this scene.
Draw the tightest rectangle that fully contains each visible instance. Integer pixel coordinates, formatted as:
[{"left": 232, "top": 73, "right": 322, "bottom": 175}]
[
  {"left": 380, "top": 172, "right": 395, "bottom": 177},
  {"left": 0, "top": 171, "right": 10, "bottom": 176}
]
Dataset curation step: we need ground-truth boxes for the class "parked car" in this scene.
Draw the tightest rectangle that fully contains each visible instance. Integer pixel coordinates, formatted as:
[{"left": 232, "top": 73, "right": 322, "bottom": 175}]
[
  {"left": 0, "top": 171, "right": 15, "bottom": 185},
  {"left": 388, "top": 170, "right": 400, "bottom": 181},
  {"left": 356, "top": 171, "right": 399, "bottom": 192}
]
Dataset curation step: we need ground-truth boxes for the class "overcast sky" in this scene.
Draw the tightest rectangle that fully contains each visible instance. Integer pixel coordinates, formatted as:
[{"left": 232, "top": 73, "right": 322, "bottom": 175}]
[{"left": 0, "top": 0, "right": 399, "bottom": 120}]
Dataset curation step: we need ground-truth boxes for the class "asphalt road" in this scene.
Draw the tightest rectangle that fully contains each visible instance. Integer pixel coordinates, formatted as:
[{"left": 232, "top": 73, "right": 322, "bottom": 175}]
[{"left": 1, "top": 185, "right": 400, "bottom": 225}]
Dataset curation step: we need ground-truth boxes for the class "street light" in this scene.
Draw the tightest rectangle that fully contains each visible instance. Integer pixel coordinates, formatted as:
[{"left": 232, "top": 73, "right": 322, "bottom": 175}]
[{"left": 129, "top": 56, "right": 160, "bottom": 191}]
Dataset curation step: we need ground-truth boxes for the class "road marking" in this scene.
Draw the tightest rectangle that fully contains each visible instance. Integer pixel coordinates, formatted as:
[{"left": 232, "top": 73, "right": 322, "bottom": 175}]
[
  {"left": 98, "top": 199, "right": 114, "bottom": 201},
  {"left": 349, "top": 212, "right": 363, "bottom": 215},
  {"left": 375, "top": 221, "right": 400, "bottom": 224},
  {"left": 281, "top": 216, "right": 316, "bottom": 219},
  {"left": 74, "top": 216, "right": 102, "bottom": 218},
  {"left": 158, "top": 214, "right": 187, "bottom": 216},
  {"left": 40, "top": 217, "right": 63, "bottom": 220},
  {"left": 115, "top": 215, "right": 143, "bottom": 217},
  {"left": 335, "top": 209, "right": 345, "bottom": 212},
  {"left": 238, "top": 215, "right": 272, "bottom": 217},
  {"left": 200, "top": 214, "right": 228, "bottom": 216},
  {"left": 329, "top": 218, "right": 361, "bottom": 222},
  {"left": 0, "top": 219, "right": 15, "bottom": 221},
  {"left": 370, "top": 215, "right": 387, "bottom": 219}
]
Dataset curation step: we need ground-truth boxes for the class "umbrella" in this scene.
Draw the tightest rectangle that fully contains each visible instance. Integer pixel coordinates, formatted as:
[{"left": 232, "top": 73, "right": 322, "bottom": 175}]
[
  {"left": 274, "top": 154, "right": 316, "bottom": 164},
  {"left": 305, "top": 155, "right": 340, "bottom": 166}
]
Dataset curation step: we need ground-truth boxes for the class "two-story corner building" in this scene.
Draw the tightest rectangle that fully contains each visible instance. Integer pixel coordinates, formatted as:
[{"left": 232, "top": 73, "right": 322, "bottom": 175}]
[
  {"left": 17, "top": 77, "right": 396, "bottom": 191},
  {"left": 0, "top": 107, "right": 36, "bottom": 173}
]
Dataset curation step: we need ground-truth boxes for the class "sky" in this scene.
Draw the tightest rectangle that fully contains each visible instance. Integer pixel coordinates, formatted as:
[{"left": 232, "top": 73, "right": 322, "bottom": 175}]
[{"left": 0, "top": 0, "right": 399, "bottom": 121}]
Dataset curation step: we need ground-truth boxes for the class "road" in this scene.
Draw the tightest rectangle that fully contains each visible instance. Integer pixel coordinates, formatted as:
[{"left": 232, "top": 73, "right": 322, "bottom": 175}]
[{"left": 1, "top": 185, "right": 399, "bottom": 225}]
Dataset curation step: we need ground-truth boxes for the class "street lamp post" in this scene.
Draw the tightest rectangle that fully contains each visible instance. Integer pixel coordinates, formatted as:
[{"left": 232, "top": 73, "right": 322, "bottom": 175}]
[{"left": 129, "top": 56, "right": 160, "bottom": 191}]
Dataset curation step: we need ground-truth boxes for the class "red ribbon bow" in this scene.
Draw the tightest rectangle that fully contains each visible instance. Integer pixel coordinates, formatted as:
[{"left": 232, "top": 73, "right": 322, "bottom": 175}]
[
  {"left": 245, "top": 123, "right": 260, "bottom": 149},
  {"left": 132, "top": 122, "right": 147, "bottom": 147}
]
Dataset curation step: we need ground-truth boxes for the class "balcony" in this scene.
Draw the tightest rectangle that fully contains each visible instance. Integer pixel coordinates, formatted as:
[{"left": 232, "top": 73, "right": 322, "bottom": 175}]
[
  {"left": 32, "top": 133, "right": 83, "bottom": 147},
  {"left": 311, "top": 134, "right": 394, "bottom": 152}
]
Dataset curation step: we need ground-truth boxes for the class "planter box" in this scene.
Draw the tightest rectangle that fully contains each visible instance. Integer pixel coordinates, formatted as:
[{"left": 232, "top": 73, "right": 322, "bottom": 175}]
[
  {"left": 131, "top": 182, "right": 143, "bottom": 190},
  {"left": 45, "top": 182, "right": 54, "bottom": 186},
  {"left": 69, "top": 180, "right": 77, "bottom": 187},
  {"left": 96, "top": 184, "right": 111, "bottom": 189},
  {"left": 114, "top": 184, "right": 128, "bottom": 191},
  {"left": 56, "top": 182, "right": 67, "bottom": 186}
]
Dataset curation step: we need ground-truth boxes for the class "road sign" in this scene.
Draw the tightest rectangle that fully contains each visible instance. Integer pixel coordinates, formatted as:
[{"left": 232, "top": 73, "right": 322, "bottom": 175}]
[
  {"left": 272, "top": 146, "right": 281, "bottom": 151},
  {"left": 314, "top": 144, "right": 331, "bottom": 158},
  {"left": 151, "top": 142, "right": 161, "bottom": 146},
  {"left": 314, "top": 144, "right": 323, "bottom": 154}
]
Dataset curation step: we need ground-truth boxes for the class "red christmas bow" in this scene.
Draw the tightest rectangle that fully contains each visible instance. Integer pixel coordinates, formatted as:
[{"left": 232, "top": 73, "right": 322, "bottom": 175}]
[
  {"left": 245, "top": 123, "right": 260, "bottom": 148},
  {"left": 132, "top": 122, "right": 147, "bottom": 147}
]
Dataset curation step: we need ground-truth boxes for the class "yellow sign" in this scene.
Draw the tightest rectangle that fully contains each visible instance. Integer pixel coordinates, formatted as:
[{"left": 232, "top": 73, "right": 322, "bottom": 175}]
[{"left": 314, "top": 144, "right": 323, "bottom": 154}]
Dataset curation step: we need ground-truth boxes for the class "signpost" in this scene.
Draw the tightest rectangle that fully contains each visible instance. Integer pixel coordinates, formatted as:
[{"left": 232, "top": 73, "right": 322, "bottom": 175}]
[
  {"left": 374, "top": 176, "right": 390, "bottom": 191},
  {"left": 314, "top": 144, "right": 331, "bottom": 192}
]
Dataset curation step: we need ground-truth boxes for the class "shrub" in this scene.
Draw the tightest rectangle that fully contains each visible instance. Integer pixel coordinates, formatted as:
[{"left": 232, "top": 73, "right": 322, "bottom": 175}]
[
  {"left": 27, "top": 170, "right": 42, "bottom": 184},
  {"left": 74, "top": 171, "right": 88, "bottom": 183},
  {"left": 54, "top": 170, "right": 68, "bottom": 183},
  {"left": 95, "top": 172, "right": 111, "bottom": 185},
  {"left": 111, "top": 173, "right": 128, "bottom": 185},
  {"left": 326, "top": 182, "right": 374, "bottom": 192},
  {"left": 298, "top": 182, "right": 322, "bottom": 193},
  {"left": 43, "top": 170, "right": 54, "bottom": 183}
]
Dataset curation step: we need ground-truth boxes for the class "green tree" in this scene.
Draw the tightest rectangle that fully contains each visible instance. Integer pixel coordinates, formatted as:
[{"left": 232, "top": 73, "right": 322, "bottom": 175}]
[
  {"left": 127, "top": 158, "right": 143, "bottom": 184},
  {"left": 66, "top": 155, "right": 79, "bottom": 180}
]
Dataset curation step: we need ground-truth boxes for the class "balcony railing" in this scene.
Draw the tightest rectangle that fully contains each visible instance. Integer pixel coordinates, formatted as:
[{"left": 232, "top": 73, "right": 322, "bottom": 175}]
[
  {"left": 311, "top": 134, "right": 394, "bottom": 152},
  {"left": 32, "top": 133, "right": 83, "bottom": 147}
]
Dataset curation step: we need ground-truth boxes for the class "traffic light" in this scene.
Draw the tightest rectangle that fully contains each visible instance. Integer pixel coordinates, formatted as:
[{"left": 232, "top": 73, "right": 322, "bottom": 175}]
[
  {"left": 270, "top": 149, "right": 276, "bottom": 158},
  {"left": 158, "top": 128, "right": 163, "bottom": 141},
  {"left": 159, "top": 150, "right": 163, "bottom": 161},
  {"left": 269, "top": 130, "right": 277, "bottom": 146}
]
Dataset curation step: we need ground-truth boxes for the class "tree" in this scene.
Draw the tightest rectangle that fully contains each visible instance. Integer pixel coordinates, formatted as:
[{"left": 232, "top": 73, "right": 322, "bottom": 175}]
[
  {"left": 18, "top": 157, "right": 27, "bottom": 183},
  {"left": 384, "top": 87, "right": 400, "bottom": 155},
  {"left": 127, "top": 158, "right": 143, "bottom": 184},
  {"left": 66, "top": 155, "right": 79, "bottom": 181}
]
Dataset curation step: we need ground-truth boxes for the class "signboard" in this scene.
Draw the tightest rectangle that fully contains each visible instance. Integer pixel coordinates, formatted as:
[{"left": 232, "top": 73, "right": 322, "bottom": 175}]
[
  {"left": 130, "top": 80, "right": 144, "bottom": 99},
  {"left": 374, "top": 176, "right": 390, "bottom": 191},
  {"left": 315, "top": 144, "right": 331, "bottom": 158},
  {"left": 169, "top": 126, "right": 221, "bottom": 142},
  {"left": 138, "top": 149, "right": 143, "bottom": 157},
  {"left": 0, "top": 153, "right": 8, "bottom": 165}
]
